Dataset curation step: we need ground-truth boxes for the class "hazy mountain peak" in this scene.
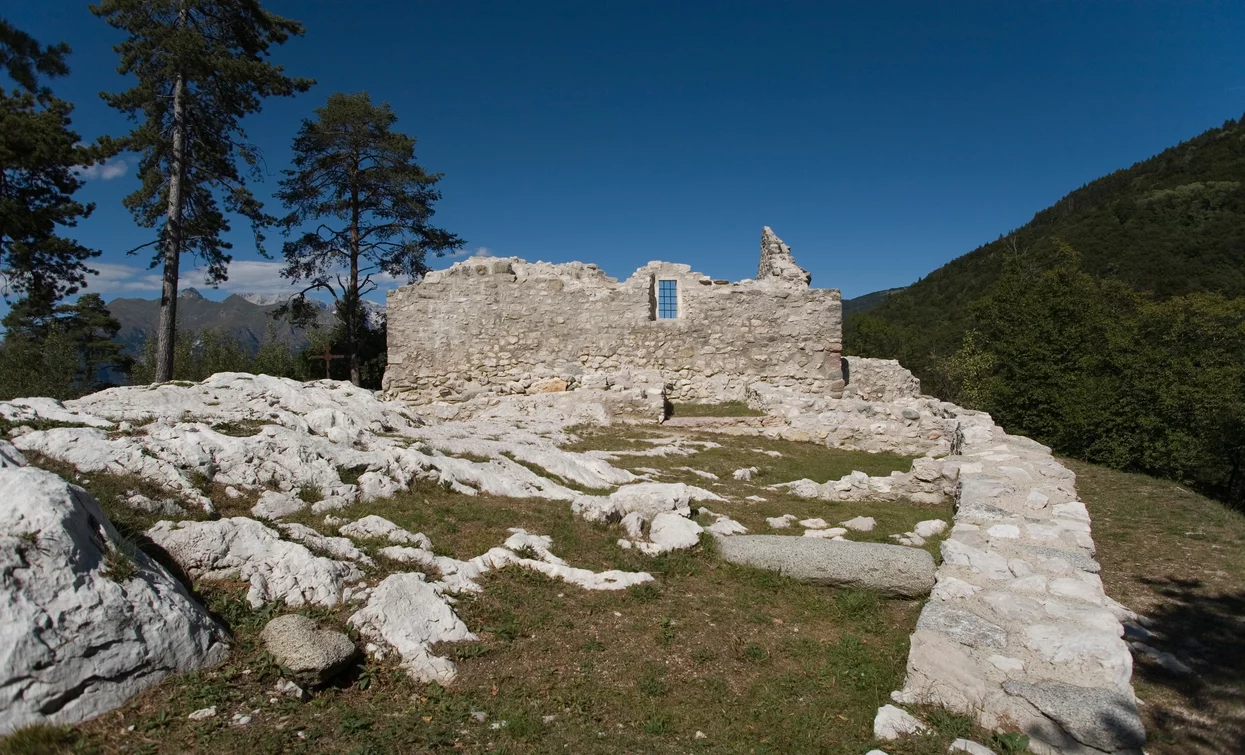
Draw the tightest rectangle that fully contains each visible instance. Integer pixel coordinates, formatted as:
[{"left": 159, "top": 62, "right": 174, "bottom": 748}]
[{"left": 180, "top": 287, "right": 204, "bottom": 300}]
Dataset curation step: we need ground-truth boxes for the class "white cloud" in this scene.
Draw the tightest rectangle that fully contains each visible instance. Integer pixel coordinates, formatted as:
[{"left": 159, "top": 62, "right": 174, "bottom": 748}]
[
  {"left": 80, "top": 259, "right": 416, "bottom": 303},
  {"left": 447, "top": 245, "right": 492, "bottom": 259},
  {"left": 75, "top": 156, "right": 129, "bottom": 181},
  {"left": 84, "top": 262, "right": 164, "bottom": 293}
]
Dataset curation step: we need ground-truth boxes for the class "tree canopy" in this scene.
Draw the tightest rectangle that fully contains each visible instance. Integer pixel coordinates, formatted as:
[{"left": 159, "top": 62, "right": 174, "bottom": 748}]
[
  {"left": 92, "top": 0, "right": 313, "bottom": 381},
  {"left": 0, "top": 18, "right": 104, "bottom": 314},
  {"left": 846, "top": 116, "right": 1245, "bottom": 506},
  {"left": 275, "top": 91, "right": 462, "bottom": 384}
]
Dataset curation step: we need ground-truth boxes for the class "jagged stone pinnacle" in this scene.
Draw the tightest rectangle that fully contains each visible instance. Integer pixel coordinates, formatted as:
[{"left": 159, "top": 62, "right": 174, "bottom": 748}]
[{"left": 757, "top": 226, "right": 812, "bottom": 286}]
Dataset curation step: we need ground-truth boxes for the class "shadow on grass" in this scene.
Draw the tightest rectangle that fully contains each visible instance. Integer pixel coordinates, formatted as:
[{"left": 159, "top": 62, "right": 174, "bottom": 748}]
[{"left": 1131, "top": 576, "right": 1245, "bottom": 754}]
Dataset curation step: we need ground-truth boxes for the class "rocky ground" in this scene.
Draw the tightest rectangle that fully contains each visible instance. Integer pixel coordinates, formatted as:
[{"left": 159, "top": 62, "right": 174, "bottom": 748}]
[
  {"left": 1, "top": 373, "right": 1008, "bottom": 754},
  {"left": 3, "top": 372, "right": 1236, "bottom": 754}
]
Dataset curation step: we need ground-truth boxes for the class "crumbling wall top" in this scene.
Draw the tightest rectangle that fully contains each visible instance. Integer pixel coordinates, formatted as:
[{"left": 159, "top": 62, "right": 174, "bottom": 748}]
[{"left": 756, "top": 226, "right": 812, "bottom": 286}]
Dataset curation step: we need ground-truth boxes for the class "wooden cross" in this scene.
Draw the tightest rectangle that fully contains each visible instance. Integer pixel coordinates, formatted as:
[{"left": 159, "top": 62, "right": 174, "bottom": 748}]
[{"left": 308, "top": 343, "right": 345, "bottom": 379}]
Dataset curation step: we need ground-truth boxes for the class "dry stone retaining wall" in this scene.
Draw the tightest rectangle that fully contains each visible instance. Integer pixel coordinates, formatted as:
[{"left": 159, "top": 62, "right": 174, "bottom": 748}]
[
  {"left": 727, "top": 362, "right": 1145, "bottom": 754},
  {"left": 383, "top": 228, "right": 843, "bottom": 404}
]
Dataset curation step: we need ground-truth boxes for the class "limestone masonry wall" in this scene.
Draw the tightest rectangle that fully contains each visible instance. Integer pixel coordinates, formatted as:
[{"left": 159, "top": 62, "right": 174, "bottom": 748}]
[{"left": 383, "top": 228, "right": 844, "bottom": 403}]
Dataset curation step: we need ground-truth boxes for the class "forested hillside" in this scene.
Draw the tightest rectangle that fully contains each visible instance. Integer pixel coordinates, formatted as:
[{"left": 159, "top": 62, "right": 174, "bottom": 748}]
[{"left": 847, "top": 114, "right": 1245, "bottom": 505}]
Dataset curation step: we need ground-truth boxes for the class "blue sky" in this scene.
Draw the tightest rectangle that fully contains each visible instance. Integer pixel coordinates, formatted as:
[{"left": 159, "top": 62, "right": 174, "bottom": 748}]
[{"left": 6, "top": 1, "right": 1244, "bottom": 305}]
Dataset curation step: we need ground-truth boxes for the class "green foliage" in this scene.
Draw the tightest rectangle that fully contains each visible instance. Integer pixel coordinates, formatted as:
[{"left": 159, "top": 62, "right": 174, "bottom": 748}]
[
  {"left": 935, "top": 244, "right": 1245, "bottom": 505},
  {"left": 128, "top": 326, "right": 314, "bottom": 384},
  {"left": 848, "top": 114, "right": 1245, "bottom": 506},
  {"left": 275, "top": 91, "right": 461, "bottom": 385},
  {"left": 1, "top": 22, "right": 109, "bottom": 315},
  {"left": 0, "top": 293, "right": 131, "bottom": 400},
  {"left": 92, "top": 0, "right": 313, "bottom": 380}
]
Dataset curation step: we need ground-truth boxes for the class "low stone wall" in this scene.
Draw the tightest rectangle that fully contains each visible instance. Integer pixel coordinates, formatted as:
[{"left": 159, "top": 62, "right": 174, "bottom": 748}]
[{"left": 895, "top": 417, "right": 1144, "bottom": 755}]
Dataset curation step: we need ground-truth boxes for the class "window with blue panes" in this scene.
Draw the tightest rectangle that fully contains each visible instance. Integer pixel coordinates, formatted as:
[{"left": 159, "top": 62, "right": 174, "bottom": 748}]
[{"left": 657, "top": 280, "right": 678, "bottom": 319}]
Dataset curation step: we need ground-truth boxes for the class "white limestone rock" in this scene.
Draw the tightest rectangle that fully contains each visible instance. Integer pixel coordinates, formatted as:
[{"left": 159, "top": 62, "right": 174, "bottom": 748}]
[
  {"left": 802, "top": 527, "right": 848, "bottom": 539},
  {"left": 638, "top": 512, "right": 704, "bottom": 555},
  {"left": 840, "top": 516, "right": 876, "bottom": 532},
  {"left": 798, "top": 518, "right": 828, "bottom": 529},
  {"left": 0, "top": 396, "right": 114, "bottom": 428},
  {"left": 339, "top": 515, "right": 431, "bottom": 548},
  {"left": 252, "top": 490, "right": 306, "bottom": 520},
  {"left": 873, "top": 704, "right": 926, "bottom": 740},
  {"left": 12, "top": 427, "right": 214, "bottom": 512},
  {"left": 123, "top": 491, "right": 186, "bottom": 517},
  {"left": 766, "top": 514, "right": 797, "bottom": 529},
  {"left": 948, "top": 739, "right": 997, "bottom": 755},
  {"left": 0, "top": 467, "right": 227, "bottom": 734},
  {"left": 620, "top": 511, "right": 647, "bottom": 539},
  {"left": 774, "top": 478, "right": 822, "bottom": 498},
  {"left": 146, "top": 517, "right": 362, "bottom": 608},
  {"left": 702, "top": 511, "right": 748, "bottom": 536},
  {"left": 278, "top": 523, "right": 374, "bottom": 565},
  {"left": 0, "top": 440, "right": 28, "bottom": 468},
  {"left": 347, "top": 572, "right": 476, "bottom": 683},
  {"left": 914, "top": 519, "right": 948, "bottom": 538}
]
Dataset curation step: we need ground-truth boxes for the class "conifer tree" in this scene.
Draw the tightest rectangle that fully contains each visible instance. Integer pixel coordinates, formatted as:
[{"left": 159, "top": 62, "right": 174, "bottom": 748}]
[
  {"left": 276, "top": 91, "right": 462, "bottom": 385},
  {"left": 0, "top": 19, "right": 103, "bottom": 316},
  {"left": 92, "top": 0, "right": 313, "bottom": 382}
]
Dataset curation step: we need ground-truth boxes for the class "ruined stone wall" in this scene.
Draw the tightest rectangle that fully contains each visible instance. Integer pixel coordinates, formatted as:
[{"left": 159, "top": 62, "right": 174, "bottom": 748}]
[{"left": 383, "top": 232, "right": 843, "bottom": 403}]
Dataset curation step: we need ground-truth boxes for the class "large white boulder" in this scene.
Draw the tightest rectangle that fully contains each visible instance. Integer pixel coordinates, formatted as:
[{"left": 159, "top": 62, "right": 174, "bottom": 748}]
[{"left": 0, "top": 467, "right": 227, "bottom": 733}]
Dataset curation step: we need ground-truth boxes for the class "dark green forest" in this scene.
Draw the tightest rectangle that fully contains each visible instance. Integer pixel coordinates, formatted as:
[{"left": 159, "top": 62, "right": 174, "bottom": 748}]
[{"left": 847, "top": 114, "right": 1245, "bottom": 506}]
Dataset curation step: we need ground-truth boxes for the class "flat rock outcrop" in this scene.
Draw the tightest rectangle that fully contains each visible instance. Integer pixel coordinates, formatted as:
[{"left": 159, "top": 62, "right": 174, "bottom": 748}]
[
  {"left": 0, "top": 466, "right": 226, "bottom": 733},
  {"left": 714, "top": 536, "right": 936, "bottom": 597}
]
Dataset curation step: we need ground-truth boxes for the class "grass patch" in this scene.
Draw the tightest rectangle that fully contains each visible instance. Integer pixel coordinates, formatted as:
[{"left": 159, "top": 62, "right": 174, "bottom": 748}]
[
  {"left": 211, "top": 419, "right": 268, "bottom": 437},
  {"left": 1072, "top": 459, "right": 1245, "bottom": 754},
  {"left": 0, "top": 725, "right": 79, "bottom": 754},
  {"left": 667, "top": 401, "right": 766, "bottom": 418}
]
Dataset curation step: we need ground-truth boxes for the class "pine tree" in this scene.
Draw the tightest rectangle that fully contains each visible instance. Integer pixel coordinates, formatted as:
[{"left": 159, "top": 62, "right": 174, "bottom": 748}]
[
  {"left": 1, "top": 20, "right": 104, "bottom": 316},
  {"left": 276, "top": 91, "right": 462, "bottom": 385},
  {"left": 91, "top": 0, "right": 314, "bottom": 382},
  {"left": 59, "top": 293, "right": 130, "bottom": 389}
]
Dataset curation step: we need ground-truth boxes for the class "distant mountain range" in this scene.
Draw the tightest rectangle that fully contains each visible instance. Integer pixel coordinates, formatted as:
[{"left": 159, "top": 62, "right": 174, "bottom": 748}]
[{"left": 105, "top": 288, "right": 384, "bottom": 356}]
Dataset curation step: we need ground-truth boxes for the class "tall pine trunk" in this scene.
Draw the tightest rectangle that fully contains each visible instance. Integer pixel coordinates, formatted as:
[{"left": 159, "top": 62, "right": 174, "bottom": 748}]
[
  {"left": 348, "top": 183, "right": 361, "bottom": 386},
  {"left": 154, "top": 15, "right": 187, "bottom": 383}
]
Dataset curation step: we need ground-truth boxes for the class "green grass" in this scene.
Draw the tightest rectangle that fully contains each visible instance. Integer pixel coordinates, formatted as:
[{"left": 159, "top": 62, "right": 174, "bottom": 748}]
[
  {"left": 667, "top": 401, "right": 766, "bottom": 418},
  {"left": 1072, "top": 459, "right": 1245, "bottom": 755},
  {"left": 211, "top": 419, "right": 269, "bottom": 437},
  {"left": 0, "top": 725, "right": 80, "bottom": 754}
]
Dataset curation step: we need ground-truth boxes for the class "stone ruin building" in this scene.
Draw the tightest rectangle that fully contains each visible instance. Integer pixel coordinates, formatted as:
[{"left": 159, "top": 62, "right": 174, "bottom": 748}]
[
  {"left": 380, "top": 229, "right": 1148, "bottom": 755},
  {"left": 382, "top": 227, "right": 846, "bottom": 405}
]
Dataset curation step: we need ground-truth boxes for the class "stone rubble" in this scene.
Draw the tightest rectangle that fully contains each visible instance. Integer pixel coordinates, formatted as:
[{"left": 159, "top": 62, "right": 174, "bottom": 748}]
[
  {"left": 383, "top": 229, "right": 842, "bottom": 404},
  {"left": 0, "top": 349, "right": 1147, "bottom": 751},
  {"left": 888, "top": 410, "right": 1147, "bottom": 754}
]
